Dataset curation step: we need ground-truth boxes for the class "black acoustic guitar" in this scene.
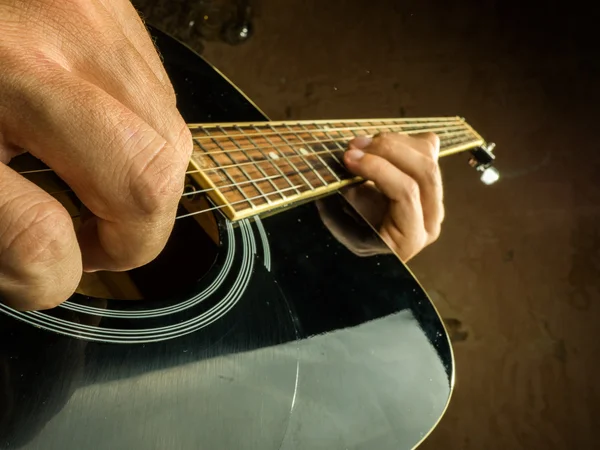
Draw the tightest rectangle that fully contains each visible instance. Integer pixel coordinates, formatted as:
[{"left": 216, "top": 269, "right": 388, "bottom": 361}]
[{"left": 0, "top": 26, "right": 498, "bottom": 450}]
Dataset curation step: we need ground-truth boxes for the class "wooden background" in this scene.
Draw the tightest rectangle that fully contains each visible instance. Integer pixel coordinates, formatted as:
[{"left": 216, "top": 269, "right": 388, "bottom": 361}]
[{"left": 134, "top": 0, "right": 600, "bottom": 447}]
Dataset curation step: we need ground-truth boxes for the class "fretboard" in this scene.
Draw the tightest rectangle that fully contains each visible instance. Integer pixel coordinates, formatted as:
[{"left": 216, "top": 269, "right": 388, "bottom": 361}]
[{"left": 187, "top": 117, "right": 485, "bottom": 221}]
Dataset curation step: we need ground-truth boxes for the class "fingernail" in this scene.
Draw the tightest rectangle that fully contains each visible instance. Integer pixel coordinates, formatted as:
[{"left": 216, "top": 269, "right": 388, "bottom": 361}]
[
  {"left": 345, "top": 149, "right": 365, "bottom": 162},
  {"left": 349, "top": 135, "right": 372, "bottom": 149}
]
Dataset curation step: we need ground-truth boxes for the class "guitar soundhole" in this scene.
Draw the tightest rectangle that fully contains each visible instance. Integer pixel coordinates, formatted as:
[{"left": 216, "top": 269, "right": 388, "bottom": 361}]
[
  {"left": 77, "top": 194, "right": 221, "bottom": 302},
  {"left": 78, "top": 184, "right": 220, "bottom": 303},
  {"left": 5, "top": 154, "right": 278, "bottom": 343},
  {"left": 8, "top": 153, "right": 221, "bottom": 303}
]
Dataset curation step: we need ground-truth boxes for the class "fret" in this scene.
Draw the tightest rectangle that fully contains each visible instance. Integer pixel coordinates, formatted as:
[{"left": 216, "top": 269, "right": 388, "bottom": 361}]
[
  {"left": 192, "top": 125, "right": 467, "bottom": 155},
  {"left": 263, "top": 123, "right": 326, "bottom": 189},
  {"left": 193, "top": 136, "right": 255, "bottom": 209},
  {"left": 193, "top": 118, "right": 461, "bottom": 141},
  {"left": 316, "top": 123, "right": 350, "bottom": 167},
  {"left": 184, "top": 117, "right": 490, "bottom": 222},
  {"left": 232, "top": 126, "right": 284, "bottom": 200},
  {"left": 259, "top": 125, "right": 315, "bottom": 191},
  {"left": 274, "top": 125, "right": 329, "bottom": 187},
  {"left": 299, "top": 123, "right": 347, "bottom": 179},
  {"left": 350, "top": 121, "right": 374, "bottom": 137},
  {"left": 238, "top": 126, "right": 299, "bottom": 197},
  {"left": 283, "top": 124, "right": 341, "bottom": 183},
  {"left": 217, "top": 126, "right": 274, "bottom": 204},
  {"left": 209, "top": 128, "right": 265, "bottom": 207}
]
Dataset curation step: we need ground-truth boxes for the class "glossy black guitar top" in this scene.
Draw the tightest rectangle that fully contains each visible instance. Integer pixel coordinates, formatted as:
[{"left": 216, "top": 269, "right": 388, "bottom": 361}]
[{"left": 0, "top": 26, "right": 453, "bottom": 450}]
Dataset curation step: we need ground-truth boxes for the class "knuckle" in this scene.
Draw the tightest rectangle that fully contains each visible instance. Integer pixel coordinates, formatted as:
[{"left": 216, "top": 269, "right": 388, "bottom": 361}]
[
  {"left": 422, "top": 158, "right": 441, "bottom": 186},
  {"left": 7, "top": 203, "right": 76, "bottom": 267},
  {"left": 9, "top": 280, "right": 77, "bottom": 311},
  {"left": 429, "top": 220, "right": 442, "bottom": 241},
  {"left": 129, "top": 140, "right": 186, "bottom": 217},
  {"left": 366, "top": 156, "right": 388, "bottom": 181},
  {"left": 418, "top": 132, "right": 440, "bottom": 155},
  {"left": 176, "top": 124, "right": 194, "bottom": 158},
  {"left": 373, "top": 131, "right": 397, "bottom": 148},
  {"left": 0, "top": 202, "right": 80, "bottom": 310},
  {"left": 374, "top": 131, "right": 394, "bottom": 141},
  {"left": 417, "top": 229, "right": 429, "bottom": 247},
  {"left": 400, "top": 178, "right": 421, "bottom": 204},
  {"left": 370, "top": 133, "right": 395, "bottom": 157}
]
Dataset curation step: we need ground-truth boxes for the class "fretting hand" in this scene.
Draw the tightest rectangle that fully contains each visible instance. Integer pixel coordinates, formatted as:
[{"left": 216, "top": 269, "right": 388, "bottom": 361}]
[
  {"left": 0, "top": 0, "right": 192, "bottom": 310},
  {"left": 342, "top": 132, "right": 444, "bottom": 262}
]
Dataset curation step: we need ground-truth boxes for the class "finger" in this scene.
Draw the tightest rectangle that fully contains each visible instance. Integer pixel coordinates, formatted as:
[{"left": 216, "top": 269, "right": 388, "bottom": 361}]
[
  {"left": 343, "top": 150, "right": 427, "bottom": 260},
  {"left": 0, "top": 134, "right": 23, "bottom": 164},
  {"left": 0, "top": 164, "right": 81, "bottom": 311},
  {"left": 3, "top": 64, "right": 191, "bottom": 272},
  {"left": 409, "top": 132, "right": 441, "bottom": 160},
  {"left": 99, "top": 0, "right": 176, "bottom": 98},
  {"left": 349, "top": 133, "right": 444, "bottom": 238},
  {"left": 55, "top": 3, "right": 186, "bottom": 152}
]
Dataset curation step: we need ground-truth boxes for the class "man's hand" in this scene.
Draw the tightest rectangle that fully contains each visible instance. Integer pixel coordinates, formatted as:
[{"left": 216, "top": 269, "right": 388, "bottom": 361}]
[
  {"left": 0, "top": 0, "right": 192, "bottom": 310},
  {"left": 343, "top": 132, "right": 444, "bottom": 262}
]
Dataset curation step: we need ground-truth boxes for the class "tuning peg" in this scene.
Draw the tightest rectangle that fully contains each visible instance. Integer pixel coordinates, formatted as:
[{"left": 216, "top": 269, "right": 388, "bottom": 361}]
[
  {"left": 469, "top": 142, "right": 499, "bottom": 185},
  {"left": 480, "top": 166, "right": 500, "bottom": 185}
]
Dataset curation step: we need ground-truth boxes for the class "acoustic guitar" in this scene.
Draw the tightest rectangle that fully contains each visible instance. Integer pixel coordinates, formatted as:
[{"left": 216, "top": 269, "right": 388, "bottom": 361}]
[{"left": 0, "top": 26, "right": 498, "bottom": 450}]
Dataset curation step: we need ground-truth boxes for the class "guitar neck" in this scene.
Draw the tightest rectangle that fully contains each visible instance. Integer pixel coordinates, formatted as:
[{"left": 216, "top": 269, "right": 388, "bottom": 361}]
[{"left": 187, "top": 117, "right": 487, "bottom": 221}]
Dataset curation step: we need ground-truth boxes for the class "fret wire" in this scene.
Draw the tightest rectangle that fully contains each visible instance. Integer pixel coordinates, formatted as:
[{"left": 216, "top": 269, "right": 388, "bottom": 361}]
[
  {"left": 298, "top": 123, "right": 344, "bottom": 174},
  {"left": 357, "top": 121, "right": 377, "bottom": 136},
  {"left": 283, "top": 124, "right": 340, "bottom": 183},
  {"left": 41, "top": 167, "right": 329, "bottom": 205},
  {"left": 330, "top": 122, "right": 363, "bottom": 154},
  {"left": 195, "top": 133, "right": 255, "bottom": 207},
  {"left": 440, "top": 132, "right": 472, "bottom": 145},
  {"left": 240, "top": 126, "right": 299, "bottom": 197},
  {"left": 190, "top": 125, "right": 467, "bottom": 157},
  {"left": 182, "top": 174, "right": 283, "bottom": 197},
  {"left": 186, "top": 148, "right": 346, "bottom": 174},
  {"left": 316, "top": 123, "right": 347, "bottom": 169},
  {"left": 193, "top": 120, "right": 464, "bottom": 141},
  {"left": 228, "top": 126, "right": 282, "bottom": 201},
  {"left": 191, "top": 130, "right": 469, "bottom": 173},
  {"left": 438, "top": 121, "right": 456, "bottom": 147},
  {"left": 176, "top": 183, "right": 303, "bottom": 220},
  {"left": 367, "top": 121, "right": 384, "bottom": 135},
  {"left": 43, "top": 126, "right": 483, "bottom": 221},
  {"left": 17, "top": 131, "right": 480, "bottom": 180},
  {"left": 259, "top": 125, "right": 315, "bottom": 190},
  {"left": 217, "top": 125, "right": 272, "bottom": 204},
  {"left": 272, "top": 125, "right": 328, "bottom": 188}
]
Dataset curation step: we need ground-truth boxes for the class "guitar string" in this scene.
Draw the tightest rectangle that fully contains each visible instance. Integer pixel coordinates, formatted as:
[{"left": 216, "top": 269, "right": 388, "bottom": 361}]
[
  {"left": 195, "top": 117, "right": 460, "bottom": 130},
  {"left": 14, "top": 117, "right": 477, "bottom": 220},
  {"left": 106, "top": 130, "right": 480, "bottom": 197},
  {"left": 16, "top": 128, "right": 475, "bottom": 176},
  {"left": 24, "top": 131, "right": 478, "bottom": 215},
  {"left": 174, "top": 133, "right": 471, "bottom": 221},
  {"left": 188, "top": 131, "right": 472, "bottom": 174},
  {"left": 191, "top": 120, "right": 465, "bottom": 141},
  {"left": 191, "top": 128, "right": 470, "bottom": 158},
  {"left": 65, "top": 132, "right": 474, "bottom": 223},
  {"left": 67, "top": 184, "right": 306, "bottom": 221},
  {"left": 46, "top": 175, "right": 286, "bottom": 198},
  {"left": 174, "top": 184, "right": 305, "bottom": 220}
]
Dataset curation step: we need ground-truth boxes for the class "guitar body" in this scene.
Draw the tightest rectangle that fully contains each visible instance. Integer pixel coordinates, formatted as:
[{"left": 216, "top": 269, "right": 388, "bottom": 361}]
[{"left": 0, "top": 27, "right": 453, "bottom": 450}]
